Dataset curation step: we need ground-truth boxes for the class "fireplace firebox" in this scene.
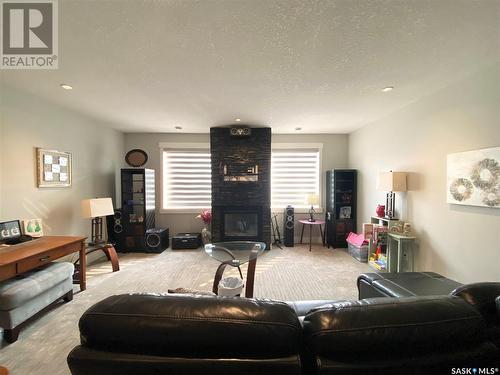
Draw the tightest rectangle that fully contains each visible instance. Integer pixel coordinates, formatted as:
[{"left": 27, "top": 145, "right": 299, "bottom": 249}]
[{"left": 221, "top": 206, "right": 262, "bottom": 242}]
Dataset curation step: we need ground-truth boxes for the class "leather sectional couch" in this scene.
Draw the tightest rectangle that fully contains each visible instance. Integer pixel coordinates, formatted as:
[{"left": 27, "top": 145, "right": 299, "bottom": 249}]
[{"left": 68, "top": 278, "right": 500, "bottom": 375}]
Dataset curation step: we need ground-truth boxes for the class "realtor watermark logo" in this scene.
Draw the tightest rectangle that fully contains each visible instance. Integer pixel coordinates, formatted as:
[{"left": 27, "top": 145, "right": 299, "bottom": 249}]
[{"left": 1, "top": 0, "right": 58, "bottom": 69}]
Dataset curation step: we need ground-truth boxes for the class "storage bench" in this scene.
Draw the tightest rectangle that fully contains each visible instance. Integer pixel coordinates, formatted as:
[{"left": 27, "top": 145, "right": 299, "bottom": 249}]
[{"left": 0, "top": 261, "right": 74, "bottom": 343}]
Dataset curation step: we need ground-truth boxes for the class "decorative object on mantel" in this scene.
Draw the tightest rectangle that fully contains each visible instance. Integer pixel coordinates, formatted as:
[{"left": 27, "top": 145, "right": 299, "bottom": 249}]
[
  {"left": 306, "top": 194, "right": 319, "bottom": 222},
  {"left": 376, "top": 171, "right": 407, "bottom": 219},
  {"left": 125, "top": 149, "right": 148, "bottom": 167},
  {"left": 196, "top": 209, "right": 212, "bottom": 244},
  {"left": 222, "top": 161, "right": 259, "bottom": 182},
  {"left": 36, "top": 148, "right": 72, "bottom": 187},
  {"left": 447, "top": 146, "right": 499, "bottom": 208},
  {"left": 22, "top": 218, "right": 44, "bottom": 237},
  {"left": 376, "top": 204, "right": 385, "bottom": 218},
  {"left": 81, "top": 198, "right": 115, "bottom": 246}
]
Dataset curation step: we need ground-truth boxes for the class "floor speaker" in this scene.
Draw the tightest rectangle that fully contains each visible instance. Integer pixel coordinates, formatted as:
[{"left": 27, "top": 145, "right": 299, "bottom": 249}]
[
  {"left": 283, "top": 206, "right": 294, "bottom": 247},
  {"left": 145, "top": 228, "right": 169, "bottom": 253},
  {"left": 106, "top": 209, "right": 123, "bottom": 245}
]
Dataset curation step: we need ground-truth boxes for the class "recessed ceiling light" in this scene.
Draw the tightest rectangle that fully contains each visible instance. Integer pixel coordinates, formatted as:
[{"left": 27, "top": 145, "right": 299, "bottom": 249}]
[
  {"left": 174, "top": 126, "right": 182, "bottom": 130},
  {"left": 382, "top": 86, "right": 394, "bottom": 92},
  {"left": 295, "top": 127, "right": 302, "bottom": 131},
  {"left": 60, "top": 84, "right": 73, "bottom": 90},
  {"left": 235, "top": 118, "right": 241, "bottom": 122}
]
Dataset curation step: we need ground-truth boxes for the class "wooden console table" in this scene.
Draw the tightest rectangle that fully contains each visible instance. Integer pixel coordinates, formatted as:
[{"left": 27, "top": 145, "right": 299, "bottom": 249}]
[{"left": 0, "top": 236, "right": 87, "bottom": 291}]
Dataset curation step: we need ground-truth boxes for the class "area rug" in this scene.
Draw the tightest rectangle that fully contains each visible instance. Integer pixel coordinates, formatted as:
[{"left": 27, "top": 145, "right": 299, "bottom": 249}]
[{"left": 0, "top": 244, "right": 370, "bottom": 374}]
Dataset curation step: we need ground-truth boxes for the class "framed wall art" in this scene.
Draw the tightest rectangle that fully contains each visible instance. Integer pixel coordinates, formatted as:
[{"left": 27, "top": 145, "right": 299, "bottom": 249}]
[
  {"left": 447, "top": 146, "right": 499, "bottom": 208},
  {"left": 36, "top": 148, "right": 72, "bottom": 188}
]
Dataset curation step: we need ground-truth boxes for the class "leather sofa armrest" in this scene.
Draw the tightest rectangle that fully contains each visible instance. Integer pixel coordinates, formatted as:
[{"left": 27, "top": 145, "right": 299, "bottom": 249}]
[
  {"left": 451, "top": 282, "right": 500, "bottom": 324},
  {"left": 496, "top": 296, "right": 500, "bottom": 317}
]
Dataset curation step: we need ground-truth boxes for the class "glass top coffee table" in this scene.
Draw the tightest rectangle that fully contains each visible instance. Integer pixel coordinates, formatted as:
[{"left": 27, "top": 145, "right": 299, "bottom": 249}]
[{"left": 204, "top": 241, "right": 266, "bottom": 298}]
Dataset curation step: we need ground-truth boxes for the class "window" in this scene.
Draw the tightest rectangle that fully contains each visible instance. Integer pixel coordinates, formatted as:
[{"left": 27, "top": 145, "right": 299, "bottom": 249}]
[
  {"left": 161, "top": 143, "right": 321, "bottom": 211},
  {"left": 162, "top": 147, "right": 211, "bottom": 210},
  {"left": 271, "top": 146, "right": 321, "bottom": 209}
]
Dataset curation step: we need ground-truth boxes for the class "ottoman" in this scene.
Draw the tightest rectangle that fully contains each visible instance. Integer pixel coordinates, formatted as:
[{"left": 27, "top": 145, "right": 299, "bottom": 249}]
[
  {"left": 357, "top": 272, "right": 462, "bottom": 299},
  {"left": 0, "top": 261, "right": 74, "bottom": 343}
]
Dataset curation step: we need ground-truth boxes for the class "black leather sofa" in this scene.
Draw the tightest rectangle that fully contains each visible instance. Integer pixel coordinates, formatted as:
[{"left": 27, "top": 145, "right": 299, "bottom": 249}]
[{"left": 68, "top": 282, "right": 500, "bottom": 375}]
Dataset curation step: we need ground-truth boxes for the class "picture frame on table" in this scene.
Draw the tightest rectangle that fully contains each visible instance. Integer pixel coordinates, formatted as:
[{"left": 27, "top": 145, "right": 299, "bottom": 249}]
[{"left": 22, "top": 218, "right": 44, "bottom": 237}]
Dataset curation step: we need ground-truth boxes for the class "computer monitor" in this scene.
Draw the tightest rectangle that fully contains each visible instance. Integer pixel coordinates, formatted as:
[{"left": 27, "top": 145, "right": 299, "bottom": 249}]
[{"left": 0, "top": 220, "right": 22, "bottom": 243}]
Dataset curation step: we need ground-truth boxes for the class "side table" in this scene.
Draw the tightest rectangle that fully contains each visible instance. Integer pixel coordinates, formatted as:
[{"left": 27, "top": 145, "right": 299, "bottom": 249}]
[
  {"left": 387, "top": 233, "right": 416, "bottom": 272},
  {"left": 299, "top": 219, "right": 326, "bottom": 252}
]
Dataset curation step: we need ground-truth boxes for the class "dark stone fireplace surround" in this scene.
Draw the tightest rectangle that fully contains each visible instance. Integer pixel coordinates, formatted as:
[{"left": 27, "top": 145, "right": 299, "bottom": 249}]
[{"left": 210, "top": 127, "right": 272, "bottom": 248}]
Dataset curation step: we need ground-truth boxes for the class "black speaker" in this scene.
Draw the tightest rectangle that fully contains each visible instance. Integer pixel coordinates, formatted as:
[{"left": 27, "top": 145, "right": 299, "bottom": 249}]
[
  {"left": 145, "top": 228, "right": 169, "bottom": 253},
  {"left": 283, "top": 206, "right": 294, "bottom": 247},
  {"left": 106, "top": 209, "right": 123, "bottom": 245}
]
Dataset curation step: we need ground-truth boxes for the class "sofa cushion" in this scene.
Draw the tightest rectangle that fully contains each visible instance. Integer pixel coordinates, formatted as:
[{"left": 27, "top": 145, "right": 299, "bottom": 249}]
[
  {"left": 358, "top": 272, "right": 462, "bottom": 297},
  {"left": 79, "top": 293, "right": 302, "bottom": 359},
  {"left": 0, "top": 262, "right": 74, "bottom": 310},
  {"left": 303, "top": 296, "right": 486, "bottom": 359}
]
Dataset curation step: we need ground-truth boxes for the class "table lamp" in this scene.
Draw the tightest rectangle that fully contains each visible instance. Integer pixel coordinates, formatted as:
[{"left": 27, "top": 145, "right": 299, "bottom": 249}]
[
  {"left": 376, "top": 171, "right": 407, "bottom": 219},
  {"left": 306, "top": 194, "right": 319, "bottom": 222},
  {"left": 81, "top": 198, "right": 114, "bottom": 245}
]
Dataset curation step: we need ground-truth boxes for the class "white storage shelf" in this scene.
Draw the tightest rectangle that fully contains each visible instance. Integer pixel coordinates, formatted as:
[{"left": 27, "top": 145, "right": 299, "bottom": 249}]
[{"left": 368, "top": 216, "right": 415, "bottom": 273}]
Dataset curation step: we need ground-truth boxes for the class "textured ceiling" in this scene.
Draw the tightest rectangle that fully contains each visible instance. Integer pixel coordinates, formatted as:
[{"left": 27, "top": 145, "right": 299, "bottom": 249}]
[{"left": 1, "top": 0, "right": 499, "bottom": 134}]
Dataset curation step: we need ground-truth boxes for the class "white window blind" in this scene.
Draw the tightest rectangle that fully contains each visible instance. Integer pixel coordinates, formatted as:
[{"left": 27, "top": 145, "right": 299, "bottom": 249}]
[
  {"left": 162, "top": 150, "right": 211, "bottom": 209},
  {"left": 271, "top": 149, "right": 320, "bottom": 209}
]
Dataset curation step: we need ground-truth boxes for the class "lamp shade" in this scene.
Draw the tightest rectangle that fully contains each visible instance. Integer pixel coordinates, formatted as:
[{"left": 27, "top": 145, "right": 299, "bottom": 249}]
[
  {"left": 377, "top": 172, "right": 407, "bottom": 192},
  {"left": 306, "top": 194, "right": 319, "bottom": 206},
  {"left": 81, "top": 198, "right": 114, "bottom": 218}
]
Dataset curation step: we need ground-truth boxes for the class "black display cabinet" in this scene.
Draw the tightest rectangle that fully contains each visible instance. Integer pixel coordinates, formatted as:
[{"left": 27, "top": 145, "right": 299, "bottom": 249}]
[
  {"left": 117, "top": 168, "right": 155, "bottom": 252},
  {"left": 325, "top": 169, "right": 357, "bottom": 248}
]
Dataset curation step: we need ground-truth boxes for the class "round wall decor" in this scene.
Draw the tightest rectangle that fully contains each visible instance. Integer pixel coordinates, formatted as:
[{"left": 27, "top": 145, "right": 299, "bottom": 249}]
[{"left": 125, "top": 149, "right": 148, "bottom": 167}]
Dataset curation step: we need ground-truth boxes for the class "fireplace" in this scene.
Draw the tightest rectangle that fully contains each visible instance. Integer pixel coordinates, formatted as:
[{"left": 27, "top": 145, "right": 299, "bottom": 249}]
[
  {"left": 221, "top": 206, "right": 262, "bottom": 241},
  {"left": 210, "top": 127, "right": 271, "bottom": 246}
]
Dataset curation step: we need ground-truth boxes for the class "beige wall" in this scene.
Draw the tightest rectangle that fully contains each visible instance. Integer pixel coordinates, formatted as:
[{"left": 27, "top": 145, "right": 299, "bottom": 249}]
[
  {"left": 125, "top": 133, "right": 348, "bottom": 242},
  {"left": 0, "top": 86, "right": 125, "bottom": 261},
  {"left": 348, "top": 64, "right": 500, "bottom": 283}
]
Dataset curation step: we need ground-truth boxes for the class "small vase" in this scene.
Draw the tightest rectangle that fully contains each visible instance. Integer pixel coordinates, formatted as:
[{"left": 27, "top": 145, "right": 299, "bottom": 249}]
[
  {"left": 376, "top": 205, "right": 385, "bottom": 218},
  {"left": 201, "top": 226, "right": 211, "bottom": 245}
]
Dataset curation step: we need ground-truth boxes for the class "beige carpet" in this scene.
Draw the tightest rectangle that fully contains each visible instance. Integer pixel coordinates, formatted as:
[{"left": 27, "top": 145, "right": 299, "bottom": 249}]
[{"left": 0, "top": 244, "right": 370, "bottom": 374}]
